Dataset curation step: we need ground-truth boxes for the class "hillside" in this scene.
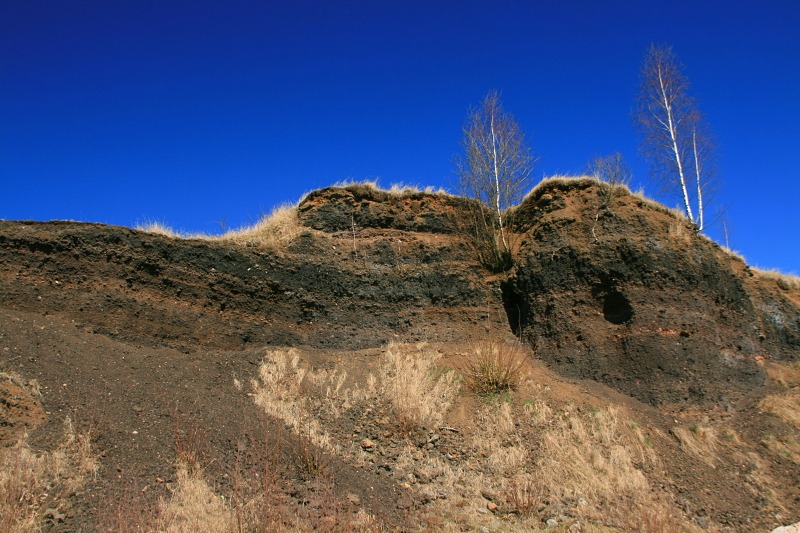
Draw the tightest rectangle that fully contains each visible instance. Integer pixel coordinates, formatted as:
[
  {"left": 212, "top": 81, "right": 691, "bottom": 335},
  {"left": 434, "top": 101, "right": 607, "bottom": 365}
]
[{"left": 1, "top": 178, "right": 799, "bottom": 532}]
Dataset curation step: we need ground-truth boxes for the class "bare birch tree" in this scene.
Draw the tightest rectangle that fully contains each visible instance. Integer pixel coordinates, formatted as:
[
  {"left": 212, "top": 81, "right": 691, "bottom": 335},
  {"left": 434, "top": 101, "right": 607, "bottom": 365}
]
[
  {"left": 456, "top": 91, "right": 534, "bottom": 270},
  {"left": 636, "top": 44, "right": 712, "bottom": 231},
  {"left": 587, "top": 152, "right": 632, "bottom": 208}
]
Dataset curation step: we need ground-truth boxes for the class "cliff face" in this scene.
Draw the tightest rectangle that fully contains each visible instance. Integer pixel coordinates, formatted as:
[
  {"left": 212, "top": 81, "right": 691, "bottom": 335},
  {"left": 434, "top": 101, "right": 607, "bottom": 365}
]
[
  {"left": 0, "top": 186, "right": 512, "bottom": 357},
  {"left": 504, "top": 178, "right": 799, "bottom": 407},
  {"left": 1, "top": 180, "right": 797, "bottom": 407}
]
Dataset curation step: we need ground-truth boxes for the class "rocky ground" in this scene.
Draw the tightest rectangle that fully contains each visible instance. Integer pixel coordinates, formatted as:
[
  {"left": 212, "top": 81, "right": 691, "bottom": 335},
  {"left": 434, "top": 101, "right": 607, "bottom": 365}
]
[{"left": 1, "top": 179, "right": 799, "bottom": 531}]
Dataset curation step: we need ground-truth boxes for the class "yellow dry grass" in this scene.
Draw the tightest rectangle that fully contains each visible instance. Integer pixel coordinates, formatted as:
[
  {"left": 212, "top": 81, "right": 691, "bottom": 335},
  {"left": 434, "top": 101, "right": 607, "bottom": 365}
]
[
  {"left": 156, "top": 462, "right": 237, "bottom": 533},
  {"left": 760, "top": 387, "right": 800, "bottom": 428},
  {"left": 135, "top": 220, "right": 186, "bottom": 239},
  {"left": 753, "top": 267, "right": 800, "bottom": 291},
  {"left": 672, "top": 425, "right": 719, "bottom": 465},
  {"left": 537, "top": 406, "right": 651, "bottom": 512},
  {"left": 218, "top": 203, "right": 302, "bottom": 249},
  {"left": 378, "top": 341, "right": 461, "bottom": 431},
  {"left": 332, "top": 179, "right": 448, "bottom": 197},
  {"left": 0, "top": 417, "right": 98, "bottom": 533},
  {"left": 136, "top": 203, "right": 302, "bottom": 250},
  {"left": 250, "top": 349, "right": 337, "bottom": 455}
]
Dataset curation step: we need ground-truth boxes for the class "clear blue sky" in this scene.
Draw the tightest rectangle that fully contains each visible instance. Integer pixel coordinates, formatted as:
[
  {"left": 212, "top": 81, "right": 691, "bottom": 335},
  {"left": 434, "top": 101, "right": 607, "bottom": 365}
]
[{"left": 2, "top": 1, "right": 799, "bottom": 272}]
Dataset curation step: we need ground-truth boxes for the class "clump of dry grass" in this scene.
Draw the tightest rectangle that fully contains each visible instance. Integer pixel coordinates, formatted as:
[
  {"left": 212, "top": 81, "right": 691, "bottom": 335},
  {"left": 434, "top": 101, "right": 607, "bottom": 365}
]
[
  {"left": 457, "top": 340, "right": 525, "bottom": 396},
  {"left": 157, "top": 462, "right": 238, "bottom": 533},
  {"left": 378, "top": 341, "right": 460, "bottom": 431},
  {"left": 760, "top": 387, "right": 800, "bottom": 427},
  {"left": 672, "top": 424, "right": 719, "bottom": 465},
  {"left": 333, "top": 179, "right": 448, "bottom": 197},
  {"left": 136, "top": 220, "right": 185, "bottom": 238},
  {"left": 250, "top": 349, "right": 337, "bottom": 457},
  {"left": 753, "top": 267, "right": 800, "bottom": 291},
  {"left": 0, "top": 417, "right": 98, "bottom": 532},
  {"left": 219, "top": 203, "right": 302, "bottom": 249}
]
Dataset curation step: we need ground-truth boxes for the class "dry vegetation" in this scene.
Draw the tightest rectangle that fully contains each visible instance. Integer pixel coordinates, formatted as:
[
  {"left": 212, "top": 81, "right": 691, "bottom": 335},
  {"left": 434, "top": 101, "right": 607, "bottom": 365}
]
[
  {"left": 1, "top": 416, "right": 98, "bottom": 532},
  {"left": 457, "top": 340, "right": 524, "bottom": 396},
  {"left": 332, "top": 179, "right": 448, "bottom": 197},
  {"left": 753, "top": 268, "right": 800, "bottom": 291},
  {"left": 5, "top": 342, "right": 797, "bottom": 531}
]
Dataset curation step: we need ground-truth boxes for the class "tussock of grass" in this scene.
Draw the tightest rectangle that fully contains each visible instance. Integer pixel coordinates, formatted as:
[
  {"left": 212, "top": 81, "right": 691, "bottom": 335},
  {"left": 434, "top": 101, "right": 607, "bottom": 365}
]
[
  {"left": 457, "top": 340, "right": 525, "bottom": 396},
  {"left": 0, "top": 417, "right": 98, "bottom": 532},
  {"left": 135, "top": 220, "right": 186, "bottom": 239},
  {"left": 378, "top": 341, "right": 461, "bottom": 431}
]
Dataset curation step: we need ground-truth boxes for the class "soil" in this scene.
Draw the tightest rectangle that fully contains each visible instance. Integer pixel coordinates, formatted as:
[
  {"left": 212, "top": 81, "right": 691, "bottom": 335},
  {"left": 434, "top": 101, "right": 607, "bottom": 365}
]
[{"left": 1, "top": 180, "right": 799, "bottom": 531}]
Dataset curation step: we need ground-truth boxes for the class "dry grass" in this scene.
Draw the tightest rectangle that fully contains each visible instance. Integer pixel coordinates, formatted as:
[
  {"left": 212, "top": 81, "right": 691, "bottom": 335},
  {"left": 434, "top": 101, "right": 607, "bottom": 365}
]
[
  {"left": 0, "top": 370, "right": 42, "bottom": 399},
  {"left": 457, "top": 340, "right": 526, "bottom": 396},
  {"left": 378, "top": 342, "right": 461, "bottom": 431},
  {"left": 135, "top": 220, "right": 186, "bottom": 238},
  {"left": 753, "top": 267, "right": 800, "bottom": 291},
  {"left": 762, "top": 433, "right": 800, "bottom": 464},
  {"left": 536, "top": 406, "right": 652, "bottom": 513},
  {"left": 136, "top": 203, "right": 302, "bottom": 250},
  {"left": 250, "top": 349, "right": 337, "bottom": 457},
  {"left": 0, "top": 417, "right": 98, "bottom": 533},
  {"left": 760, "top": 387, "right": 800, "bottom": 427},
  {"left": 332, "top": 179, "right": 448, "bottom": 197},
  {"left": 157, "top": 462, "right": 238, "bottom": 533},
  {"left": 672, "top": 424, "right": 719, "bottom": 465},
  {"left": 218, "top": 203, "right": 302, "bottom": 249},
  {"left": 720, "top": 245, "right": 747, "bottom": 263}
]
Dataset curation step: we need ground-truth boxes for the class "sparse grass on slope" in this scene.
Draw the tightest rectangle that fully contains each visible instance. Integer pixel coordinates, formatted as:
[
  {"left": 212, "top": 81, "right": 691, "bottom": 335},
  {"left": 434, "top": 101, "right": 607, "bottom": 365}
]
[{"left": 1, "top": 417, "right": 98, "bottom": 533}]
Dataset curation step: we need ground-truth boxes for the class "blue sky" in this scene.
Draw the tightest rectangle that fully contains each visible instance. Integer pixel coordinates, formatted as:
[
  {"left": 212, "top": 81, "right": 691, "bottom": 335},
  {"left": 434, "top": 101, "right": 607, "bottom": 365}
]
[{"left": 2, "top": 1, "right": 799, "bottom": 272}]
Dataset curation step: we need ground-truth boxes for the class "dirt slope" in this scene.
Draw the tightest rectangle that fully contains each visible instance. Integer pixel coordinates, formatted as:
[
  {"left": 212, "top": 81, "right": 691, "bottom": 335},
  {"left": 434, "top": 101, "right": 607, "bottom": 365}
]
[{"left": 1, "top": 180, "right": 799, "bottom": 531}]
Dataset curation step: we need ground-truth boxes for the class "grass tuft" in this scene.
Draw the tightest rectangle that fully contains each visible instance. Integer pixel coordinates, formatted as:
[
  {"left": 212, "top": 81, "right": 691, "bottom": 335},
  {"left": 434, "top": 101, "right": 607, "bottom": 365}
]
[
  {"left": 458, "top": 340, "right": 526, "bottom": 396},
  {"left": 378, "top": 341, "right": 461, "bottom": 432}
]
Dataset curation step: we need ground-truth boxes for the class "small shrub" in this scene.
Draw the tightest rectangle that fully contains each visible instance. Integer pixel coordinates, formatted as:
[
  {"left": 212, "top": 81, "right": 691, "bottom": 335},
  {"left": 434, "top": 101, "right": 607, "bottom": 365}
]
[
  {"left": 458, "top": 340, "right": 525, "bottom": 396},
  {"left": 504, "top": 476, "right": 542, "bottom": 516}
]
